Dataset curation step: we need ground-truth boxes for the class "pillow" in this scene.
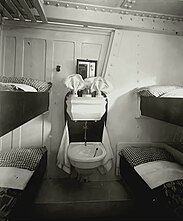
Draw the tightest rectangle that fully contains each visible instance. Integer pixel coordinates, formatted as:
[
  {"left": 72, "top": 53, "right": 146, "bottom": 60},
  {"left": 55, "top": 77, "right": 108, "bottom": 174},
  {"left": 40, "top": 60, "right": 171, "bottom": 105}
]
[
  {"left": 161, "top": 88, "right": 183, "bottom": 98},
  {"left": 137, "top": 85, "right": 182, "bottom": 97},
  {"left": 0, "top": 76, "right": 52, "bottom": 92},
  {"left": 0, "top": 83, "right": 18, "bottom": 91},
  {"left": 120, "top": 146, "right": 176, "bottom": 167},
  {"left": 0, "top": 82, "right": 37, "bottom": 92}
]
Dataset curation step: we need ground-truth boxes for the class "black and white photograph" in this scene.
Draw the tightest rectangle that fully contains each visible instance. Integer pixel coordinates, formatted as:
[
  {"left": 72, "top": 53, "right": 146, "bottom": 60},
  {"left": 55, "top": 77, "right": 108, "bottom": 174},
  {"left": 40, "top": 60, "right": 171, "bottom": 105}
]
[{"left": 0, "top": 1, "right": 183, "bottom": 221}]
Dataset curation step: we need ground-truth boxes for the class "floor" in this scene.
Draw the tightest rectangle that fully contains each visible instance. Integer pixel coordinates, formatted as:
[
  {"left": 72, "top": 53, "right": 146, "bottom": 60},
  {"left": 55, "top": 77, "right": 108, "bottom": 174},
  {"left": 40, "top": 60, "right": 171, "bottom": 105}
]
[{"left": 24, "top": 178, "right": 141, "bottom": 221}]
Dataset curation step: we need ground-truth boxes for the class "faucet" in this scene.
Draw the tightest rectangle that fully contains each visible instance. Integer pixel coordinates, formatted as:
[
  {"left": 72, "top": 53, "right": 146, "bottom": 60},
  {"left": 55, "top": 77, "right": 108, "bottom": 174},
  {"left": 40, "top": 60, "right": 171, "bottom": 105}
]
[{"left": 83, "top": 121, "right": 88, "bottom": 146}]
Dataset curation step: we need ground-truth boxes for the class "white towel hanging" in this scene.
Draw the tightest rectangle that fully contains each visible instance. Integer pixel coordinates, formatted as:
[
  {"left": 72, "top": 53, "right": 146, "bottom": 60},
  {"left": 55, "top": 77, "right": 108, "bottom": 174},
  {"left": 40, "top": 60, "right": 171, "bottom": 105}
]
[
  {"left": 98, "top": 124, "right": 114, "bottom": 174},
  {"left": 57, "top": 121, "right": 71, "bottom": 174}
]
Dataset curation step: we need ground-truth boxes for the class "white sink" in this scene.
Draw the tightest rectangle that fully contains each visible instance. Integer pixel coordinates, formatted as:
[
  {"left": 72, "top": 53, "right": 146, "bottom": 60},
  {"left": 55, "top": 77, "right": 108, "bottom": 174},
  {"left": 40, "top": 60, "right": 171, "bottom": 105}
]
[
  {"left": 66, "top": 96, "right": 106, "bottom": 121},
  {"left": 68, "top": 142, "right": 106, "bottom": 169}
]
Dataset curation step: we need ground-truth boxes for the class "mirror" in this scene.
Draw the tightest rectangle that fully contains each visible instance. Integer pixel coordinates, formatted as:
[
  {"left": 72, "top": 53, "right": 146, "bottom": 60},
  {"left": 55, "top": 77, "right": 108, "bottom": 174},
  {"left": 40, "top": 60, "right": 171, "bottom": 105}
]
[{"left": 76, "top": 59, "right": 97, "bottom": 79}]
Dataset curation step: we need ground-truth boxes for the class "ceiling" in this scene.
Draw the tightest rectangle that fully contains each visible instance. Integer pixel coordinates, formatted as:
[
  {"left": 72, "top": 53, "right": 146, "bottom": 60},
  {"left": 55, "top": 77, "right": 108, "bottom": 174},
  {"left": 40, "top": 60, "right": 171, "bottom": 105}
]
[
  {"left": 59, "top": 0, "right": 183, "bottom": 17},
  {"left": 0, "top": 0, "right": 183, "bottom": 24},
  {"left": 0, "top": 0, "right": 47, "bottom": 23}
]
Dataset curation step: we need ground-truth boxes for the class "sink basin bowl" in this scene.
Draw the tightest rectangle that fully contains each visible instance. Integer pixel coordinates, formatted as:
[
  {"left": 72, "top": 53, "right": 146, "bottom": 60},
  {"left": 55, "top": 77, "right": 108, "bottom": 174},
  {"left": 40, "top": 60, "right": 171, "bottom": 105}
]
[
  {"left": 66, "top": 96, "right": 106, "bottom": 121},
  {"left": 68, "top": 142, "right": 106, "bottom": 169}
]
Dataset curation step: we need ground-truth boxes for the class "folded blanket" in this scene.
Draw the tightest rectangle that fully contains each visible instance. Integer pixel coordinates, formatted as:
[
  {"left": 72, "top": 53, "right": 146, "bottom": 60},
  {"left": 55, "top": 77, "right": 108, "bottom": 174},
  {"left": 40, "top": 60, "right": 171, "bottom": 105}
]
[
  {"left": 120, "top": 146, "right": 176, "bottom": 167},
  {"left": 0, "top": 167, "right": 34, "bottom": 190},
  {"left": 0, "top": 147, "right": 47, "bottom": 171},
  {"left": 135, "top": 160, "right": 183, "bottom": 189}
]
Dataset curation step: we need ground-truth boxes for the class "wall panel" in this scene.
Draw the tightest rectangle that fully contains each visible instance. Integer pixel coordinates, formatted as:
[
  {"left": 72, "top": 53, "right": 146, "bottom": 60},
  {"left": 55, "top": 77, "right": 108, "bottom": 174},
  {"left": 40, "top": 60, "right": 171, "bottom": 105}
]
[
  {"left": 81, "top": 43, "right": 102, "bottom": 75},
  {"left": 21, "top": 116, "right": 43, "bottom": 148},
  {"left": 23, "top": 38, "right": 46, "bottom": 80},
  {"left": 137, "top": 33, "right": 183, "bottom": 85},
  {"left": 15, "top": 37, "right": 24, "bottom": 77},
  {"left": 50, "top": 40, "right": 75, "bottom": 178},
  {"left": 3, "top": 36, "right": 16, "bottom": 76},
  {"left": 1, "top": 133, "right": 12, "bottom": 152}
]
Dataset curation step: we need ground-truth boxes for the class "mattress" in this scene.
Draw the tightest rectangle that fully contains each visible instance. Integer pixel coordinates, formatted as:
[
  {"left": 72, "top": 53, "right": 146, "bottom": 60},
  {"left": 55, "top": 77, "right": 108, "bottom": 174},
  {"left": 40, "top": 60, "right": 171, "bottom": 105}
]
[
  {"left": 119, "top": 146, "right": 183, "bottom": 220},
  {"left": 0, "top": 147, "right": 47, "bottom": 220}
]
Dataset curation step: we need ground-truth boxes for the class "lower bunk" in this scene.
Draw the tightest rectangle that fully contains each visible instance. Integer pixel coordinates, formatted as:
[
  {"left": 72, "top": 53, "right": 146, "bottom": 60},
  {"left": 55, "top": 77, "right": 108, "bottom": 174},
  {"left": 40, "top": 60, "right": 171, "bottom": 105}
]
[
  {"left": 0, "top": 146, "right": 47, "bottom": 221},
  {"left": 118, "top": 143, "right": 183, "bottom": 220}
]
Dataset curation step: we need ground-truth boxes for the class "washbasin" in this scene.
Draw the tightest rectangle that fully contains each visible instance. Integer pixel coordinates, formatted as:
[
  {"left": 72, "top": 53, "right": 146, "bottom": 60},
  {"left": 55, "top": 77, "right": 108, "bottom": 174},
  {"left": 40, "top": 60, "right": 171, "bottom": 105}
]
[
  {"left": 66, "top": 96, "right": 106, "bottom": 121},
  {"left": 68, "top": 142, "right": 106, "bottom": 169}
]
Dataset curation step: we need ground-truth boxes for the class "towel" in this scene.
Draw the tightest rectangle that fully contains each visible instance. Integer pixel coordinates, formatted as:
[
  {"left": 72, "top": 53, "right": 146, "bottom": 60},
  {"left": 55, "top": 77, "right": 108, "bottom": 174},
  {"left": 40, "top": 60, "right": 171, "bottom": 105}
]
[
  {"left": 56, "top": 122, "right": 114, "bottom": 175},
  {"left": 56, "top": 121, "right": 71, "bottom": 174},
  {"left": 64, "top": 74, "right": 85, "bottom": 95},
  {"left": 90, "top": 77, "right": 113, "bottom": 95},
  {"left": 98, "top": 124, "right": 114, "bottom": 174}
]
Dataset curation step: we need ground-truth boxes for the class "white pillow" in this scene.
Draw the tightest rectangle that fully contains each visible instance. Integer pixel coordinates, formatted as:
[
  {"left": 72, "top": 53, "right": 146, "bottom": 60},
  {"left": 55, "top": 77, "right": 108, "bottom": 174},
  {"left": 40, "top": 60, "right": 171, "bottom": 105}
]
[
  {"left": 161, "top": 88, "right": 183, "bottom": 98},
  {"left": 0, "top": 82, "right": 37, "bottom": 92}
]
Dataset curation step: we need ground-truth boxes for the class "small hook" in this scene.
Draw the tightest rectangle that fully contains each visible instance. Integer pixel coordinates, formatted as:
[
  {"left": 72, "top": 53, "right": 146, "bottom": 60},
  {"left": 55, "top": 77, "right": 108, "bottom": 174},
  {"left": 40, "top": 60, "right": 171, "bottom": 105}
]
[{"left": 56, "top": 65, "right": 61, "bottom": 72}]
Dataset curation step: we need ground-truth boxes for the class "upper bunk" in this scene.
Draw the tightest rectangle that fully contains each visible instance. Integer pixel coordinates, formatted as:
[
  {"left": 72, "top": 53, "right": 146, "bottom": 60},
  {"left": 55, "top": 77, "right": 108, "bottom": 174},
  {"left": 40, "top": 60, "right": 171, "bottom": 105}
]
[
  {"left": 136, "top": 85, "right": 183, "bottom": 127},
  {"left": 0, "top": 76, "right": 52, "bottom": 137}
]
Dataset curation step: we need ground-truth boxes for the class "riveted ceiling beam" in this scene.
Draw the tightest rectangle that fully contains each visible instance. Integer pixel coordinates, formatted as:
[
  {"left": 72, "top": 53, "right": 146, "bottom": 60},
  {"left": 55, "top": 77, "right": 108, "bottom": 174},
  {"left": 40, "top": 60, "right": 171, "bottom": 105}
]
[
  {"left": 19, "top": 0, "right": 37, "bottom": 22},
  {"left": 33, "top": 0, "right": 47, "bottom": 23},
  {"left": 43, "top": 1, "right": 183, "bottom": 21},
  {"left": 43, "top": 3, "right": 183, "bottom": 35}
]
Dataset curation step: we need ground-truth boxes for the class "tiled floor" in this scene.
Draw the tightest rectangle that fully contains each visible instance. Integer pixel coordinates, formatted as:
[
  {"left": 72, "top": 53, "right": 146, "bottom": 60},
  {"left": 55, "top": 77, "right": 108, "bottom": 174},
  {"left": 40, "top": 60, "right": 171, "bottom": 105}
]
[{"left": 28, "top": 178, "right": 138, "bottom": 221}]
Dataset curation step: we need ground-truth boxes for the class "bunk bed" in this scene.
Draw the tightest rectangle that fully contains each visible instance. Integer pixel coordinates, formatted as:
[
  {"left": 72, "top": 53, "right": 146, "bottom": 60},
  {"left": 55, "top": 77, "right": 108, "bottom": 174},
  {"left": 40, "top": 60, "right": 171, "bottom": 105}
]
[
  {"left": 0, "top": 76, "right": 52, "bottom": 221},
  {"left": 0, "top": 76, "right": 52, "bottom": 137},
  {"left": 137, "top": 85, "right": 183, "bottom": 126},
  {"left": 119, "top": 143, "right": 183, "bottom": 220},
  {"left": 118, "top": 86, "right": 183, "bottom": 219}
]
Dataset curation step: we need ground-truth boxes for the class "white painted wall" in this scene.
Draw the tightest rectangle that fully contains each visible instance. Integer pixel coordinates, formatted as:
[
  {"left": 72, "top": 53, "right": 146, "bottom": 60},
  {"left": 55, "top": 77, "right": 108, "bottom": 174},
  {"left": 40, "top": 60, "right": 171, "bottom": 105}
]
[{"left": 105, "top": 30, "right": 183, "bottom": 162}]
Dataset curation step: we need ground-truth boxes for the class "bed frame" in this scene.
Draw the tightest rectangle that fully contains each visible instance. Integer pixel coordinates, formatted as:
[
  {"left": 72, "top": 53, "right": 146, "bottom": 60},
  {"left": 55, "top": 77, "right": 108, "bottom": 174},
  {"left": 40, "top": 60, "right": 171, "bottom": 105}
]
[
  {"left": 0, "top": 91, "right": 49, "bottom": 137},
  {"left": 140, "top": 96, "right": 183, "bottom": 127},
  {"left": 120, "top": 154, "right": 179, "bottom": 220},
  {"left": 117, "top": 142, "right": 183, "bottom": 220}
]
